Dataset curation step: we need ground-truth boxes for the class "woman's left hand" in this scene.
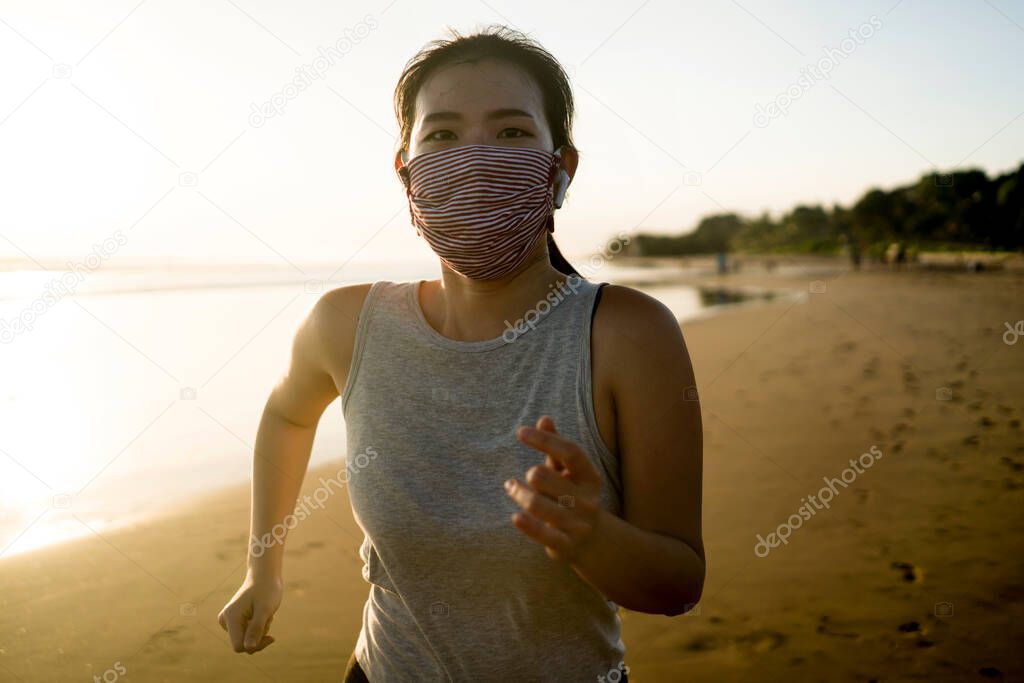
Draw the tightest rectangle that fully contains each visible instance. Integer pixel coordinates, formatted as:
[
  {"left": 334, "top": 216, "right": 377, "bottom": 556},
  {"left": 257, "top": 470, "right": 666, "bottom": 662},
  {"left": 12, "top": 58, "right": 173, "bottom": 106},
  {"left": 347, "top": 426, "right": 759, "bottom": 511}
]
[{"left": 505, "top": 415, "right": 604, "bottom": 563}]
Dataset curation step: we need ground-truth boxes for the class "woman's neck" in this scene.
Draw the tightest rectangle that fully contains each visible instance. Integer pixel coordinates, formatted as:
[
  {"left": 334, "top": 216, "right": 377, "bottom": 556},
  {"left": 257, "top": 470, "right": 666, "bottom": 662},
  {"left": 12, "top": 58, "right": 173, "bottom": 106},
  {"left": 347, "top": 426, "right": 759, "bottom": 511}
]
[{"left": 422, "top": 250, "right": 575, "bottom": 343}]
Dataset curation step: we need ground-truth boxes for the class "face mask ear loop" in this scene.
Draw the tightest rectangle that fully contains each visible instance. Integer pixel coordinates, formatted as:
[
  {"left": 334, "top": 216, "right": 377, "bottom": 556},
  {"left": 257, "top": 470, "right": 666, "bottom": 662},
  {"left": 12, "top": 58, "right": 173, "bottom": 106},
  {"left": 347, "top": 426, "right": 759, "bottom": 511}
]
[
  {"left": 408, "top": 193, "right": 420, "bottom": 236},
  {"left": 398, "top": 151, "right": 419, "bottom": 236},
  {"left": 398, "top": 148, "right": 412, "bottom": 191}
]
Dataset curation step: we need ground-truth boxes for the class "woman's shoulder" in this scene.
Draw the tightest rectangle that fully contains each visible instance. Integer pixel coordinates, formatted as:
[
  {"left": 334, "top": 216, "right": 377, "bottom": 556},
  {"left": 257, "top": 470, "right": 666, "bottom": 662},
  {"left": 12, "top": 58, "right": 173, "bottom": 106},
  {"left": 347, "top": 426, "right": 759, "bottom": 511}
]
[
  {"left": 591, "top": 282, "right": 692, "bottom": 392},
  {"left": 316, "top": 281, "right": 377, "bottom": 326},
  {"left": 591, "top": 283, "right": 681, "bottom": 340},
  {"left": 311, "top": 281, "right": 384, "bottom": 384}
]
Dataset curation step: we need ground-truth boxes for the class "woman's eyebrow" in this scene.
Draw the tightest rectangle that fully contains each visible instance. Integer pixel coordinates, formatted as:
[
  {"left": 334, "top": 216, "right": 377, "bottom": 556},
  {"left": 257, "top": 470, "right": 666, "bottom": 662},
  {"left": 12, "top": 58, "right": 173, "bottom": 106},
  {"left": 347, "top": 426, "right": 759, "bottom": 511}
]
[{"left": 421, "top": 108, "right": 535, "bottom": 124}]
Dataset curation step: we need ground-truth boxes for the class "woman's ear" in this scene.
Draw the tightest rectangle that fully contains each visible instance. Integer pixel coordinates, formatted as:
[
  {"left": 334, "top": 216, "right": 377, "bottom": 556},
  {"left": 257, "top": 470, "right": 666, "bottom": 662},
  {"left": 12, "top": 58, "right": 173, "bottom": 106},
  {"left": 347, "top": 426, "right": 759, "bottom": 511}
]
[{"left": 554, "top": 144, "right": 578, "bottom": 177}]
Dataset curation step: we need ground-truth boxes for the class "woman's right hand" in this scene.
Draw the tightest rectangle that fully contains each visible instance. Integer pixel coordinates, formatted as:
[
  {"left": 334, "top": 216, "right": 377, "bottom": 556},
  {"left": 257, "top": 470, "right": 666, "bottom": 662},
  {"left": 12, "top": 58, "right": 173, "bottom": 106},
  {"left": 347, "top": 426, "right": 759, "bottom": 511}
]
[{"left": 217, "top": 570, "right": 283, "bottom": 654}]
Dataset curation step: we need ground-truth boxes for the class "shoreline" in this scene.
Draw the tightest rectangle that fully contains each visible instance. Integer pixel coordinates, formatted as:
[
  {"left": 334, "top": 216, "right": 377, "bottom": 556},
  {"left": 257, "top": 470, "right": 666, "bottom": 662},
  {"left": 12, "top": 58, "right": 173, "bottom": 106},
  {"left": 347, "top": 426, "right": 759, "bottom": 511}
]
[{"left": 0, "top": 270, "right": 793, "bottom": 563}]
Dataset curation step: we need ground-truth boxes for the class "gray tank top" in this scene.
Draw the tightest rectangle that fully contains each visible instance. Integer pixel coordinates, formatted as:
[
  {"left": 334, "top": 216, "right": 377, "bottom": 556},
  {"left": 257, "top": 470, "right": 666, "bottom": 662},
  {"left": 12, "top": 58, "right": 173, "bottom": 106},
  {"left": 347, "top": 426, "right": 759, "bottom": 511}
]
[{"left": 341, "top": 277, "right": 626, "bottom": 682}]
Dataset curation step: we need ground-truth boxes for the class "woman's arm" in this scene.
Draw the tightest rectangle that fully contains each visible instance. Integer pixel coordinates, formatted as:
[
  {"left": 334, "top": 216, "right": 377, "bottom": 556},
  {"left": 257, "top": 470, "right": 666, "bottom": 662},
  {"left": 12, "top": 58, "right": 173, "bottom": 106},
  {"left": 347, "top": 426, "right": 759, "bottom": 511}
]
[
  {"left": 247, "top": 296, "right": 341, "bottom": 581},
  {"left": 508, "top": 285, "right": 704, "bottom": 616},
  {"left": 589, "top": 285, "right": 705, "bottom": 614},
  {"left": 219, "top": 287, "right": 363, "bottom": 652}
]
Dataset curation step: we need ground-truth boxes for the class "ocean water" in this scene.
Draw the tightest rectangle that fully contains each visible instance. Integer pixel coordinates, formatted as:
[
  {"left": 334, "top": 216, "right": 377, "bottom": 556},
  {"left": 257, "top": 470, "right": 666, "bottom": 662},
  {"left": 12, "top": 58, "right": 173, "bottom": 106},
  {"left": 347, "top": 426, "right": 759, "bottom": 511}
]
[{"left": 0, "top": 259, "right": 776, "bottom": 559}]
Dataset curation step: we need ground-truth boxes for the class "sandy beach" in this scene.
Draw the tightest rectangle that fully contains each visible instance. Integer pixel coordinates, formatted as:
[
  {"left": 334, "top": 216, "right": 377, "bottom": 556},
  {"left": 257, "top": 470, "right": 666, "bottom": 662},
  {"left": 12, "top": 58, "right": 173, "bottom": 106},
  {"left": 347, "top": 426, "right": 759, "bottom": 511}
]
[{"left": 2, "top": 266, "right": 1022, "bottom": 682}]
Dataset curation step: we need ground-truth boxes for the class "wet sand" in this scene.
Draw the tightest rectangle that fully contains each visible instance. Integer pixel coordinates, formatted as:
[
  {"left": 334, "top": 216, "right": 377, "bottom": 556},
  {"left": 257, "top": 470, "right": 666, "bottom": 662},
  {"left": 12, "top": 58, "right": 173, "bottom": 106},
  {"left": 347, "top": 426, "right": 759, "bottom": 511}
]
[{"left": 1, "top": 267, "right": 1022, "bottom": 682}]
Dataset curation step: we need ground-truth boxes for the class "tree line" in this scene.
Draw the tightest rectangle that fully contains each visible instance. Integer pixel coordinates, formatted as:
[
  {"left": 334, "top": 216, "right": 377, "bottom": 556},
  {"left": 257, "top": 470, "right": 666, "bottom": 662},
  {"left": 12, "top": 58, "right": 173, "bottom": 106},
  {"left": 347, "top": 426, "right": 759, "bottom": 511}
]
[{"left": 623, "top": 162, "right": 1024, "bottom": 260}]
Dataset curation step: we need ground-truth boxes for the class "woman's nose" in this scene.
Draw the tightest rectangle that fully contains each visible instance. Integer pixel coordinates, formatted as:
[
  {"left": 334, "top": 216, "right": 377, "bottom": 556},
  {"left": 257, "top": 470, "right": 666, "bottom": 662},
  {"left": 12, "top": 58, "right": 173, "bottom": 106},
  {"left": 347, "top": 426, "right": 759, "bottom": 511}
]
[{"left": 459, "top": 128, "right": 492, "bottom": 146}]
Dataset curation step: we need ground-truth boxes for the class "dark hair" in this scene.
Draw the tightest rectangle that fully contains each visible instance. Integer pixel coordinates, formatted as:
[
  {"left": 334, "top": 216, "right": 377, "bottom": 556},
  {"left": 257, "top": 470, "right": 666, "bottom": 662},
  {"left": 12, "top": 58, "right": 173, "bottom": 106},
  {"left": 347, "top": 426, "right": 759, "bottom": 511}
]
[{"left": 393, "top": 24, "right": 581, "bottom": 278}]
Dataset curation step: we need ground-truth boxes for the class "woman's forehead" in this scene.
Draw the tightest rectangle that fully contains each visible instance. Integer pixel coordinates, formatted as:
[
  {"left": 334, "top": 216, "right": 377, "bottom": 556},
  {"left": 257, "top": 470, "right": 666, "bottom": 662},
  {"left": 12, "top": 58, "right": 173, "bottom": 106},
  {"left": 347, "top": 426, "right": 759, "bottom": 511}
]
[{"left": 414, "top": 60, "right": 543, "bottom": 117}]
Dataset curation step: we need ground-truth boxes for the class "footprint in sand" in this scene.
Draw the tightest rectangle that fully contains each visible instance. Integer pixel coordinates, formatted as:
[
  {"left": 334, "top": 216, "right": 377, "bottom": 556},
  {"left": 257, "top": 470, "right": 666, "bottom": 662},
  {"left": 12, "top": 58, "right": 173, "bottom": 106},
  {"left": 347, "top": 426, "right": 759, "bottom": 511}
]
[
  {"left": 995, "top": 582, "right": 1024, "bottom": 603},
  {"left": 682, "top": 634, "right": 724, "bottom": 652},
  {"left": 734, "top": 630, "right": 788, "bottom": 653},
  {"left": 290, "top": 540, "right": 326, "bottom": 558},
  {"left": 891, "top": 422, "right": 910, "bottom": 435},
  {"left": 683, "top": 629, "right": 787, "bottom": 654},
  {"left": 963, "top": 435, "right": 981, "bottom": 447},
  {"left": 138, "top": 624, "right": 195, "bottom": 665},
  {"left": 999, "top": 457, "right": 1023, "bottom": 472},
  {"left": 902, "top": 364, "right": 920, "bottom": 392},
  {"left": 891, "top": 561, "right": 924, "bottom": 583},
  {"left": 216, "top": 536, "right": 246, "bottom": 561},
  {"left": 816, "top": 615, "right": 858, "bottom": 638},
  {"left": 862, "top": 357, "right": 880, "bottom": 379},
  {"left": 897, "top": 621, "right": 935, "bottom": 647},
  {"left": 979, "top": 416, "right": 996, "bottom": 428}
]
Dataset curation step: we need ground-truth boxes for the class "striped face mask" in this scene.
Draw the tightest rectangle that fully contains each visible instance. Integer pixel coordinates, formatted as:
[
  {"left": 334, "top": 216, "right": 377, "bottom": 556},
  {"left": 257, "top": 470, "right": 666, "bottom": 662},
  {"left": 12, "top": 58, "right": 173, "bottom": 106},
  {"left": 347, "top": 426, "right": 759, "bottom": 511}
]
[{"left": 399, "top": 144, "right": 568, "bottom": 280}]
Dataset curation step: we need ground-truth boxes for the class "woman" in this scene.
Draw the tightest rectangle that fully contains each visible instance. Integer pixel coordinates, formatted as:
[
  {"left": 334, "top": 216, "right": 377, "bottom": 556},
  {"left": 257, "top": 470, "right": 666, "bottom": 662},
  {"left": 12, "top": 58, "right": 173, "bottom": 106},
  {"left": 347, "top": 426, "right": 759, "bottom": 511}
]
[{"left": 218, "top": 25, "right": 704, "bottom": 682}]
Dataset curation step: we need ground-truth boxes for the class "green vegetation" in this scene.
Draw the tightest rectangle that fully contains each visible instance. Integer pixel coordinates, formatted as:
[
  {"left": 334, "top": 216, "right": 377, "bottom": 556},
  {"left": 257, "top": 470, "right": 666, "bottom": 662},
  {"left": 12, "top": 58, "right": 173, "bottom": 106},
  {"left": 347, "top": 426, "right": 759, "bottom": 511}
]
[{"left": 625, "top": 163, "right": 1024, "bottom": 259}]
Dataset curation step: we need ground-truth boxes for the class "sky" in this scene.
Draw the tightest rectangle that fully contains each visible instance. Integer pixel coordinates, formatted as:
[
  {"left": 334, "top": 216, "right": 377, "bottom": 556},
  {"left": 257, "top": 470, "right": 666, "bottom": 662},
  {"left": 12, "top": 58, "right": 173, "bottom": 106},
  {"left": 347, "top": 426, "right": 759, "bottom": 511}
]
[{"left": 0, "top": 0, "right": 1022, "bottom": 269}]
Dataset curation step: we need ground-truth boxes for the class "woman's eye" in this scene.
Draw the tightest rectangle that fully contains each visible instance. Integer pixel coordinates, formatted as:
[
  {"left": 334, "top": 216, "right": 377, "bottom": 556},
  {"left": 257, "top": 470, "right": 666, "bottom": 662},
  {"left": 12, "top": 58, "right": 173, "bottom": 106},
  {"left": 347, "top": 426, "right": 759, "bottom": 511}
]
[
  {"left": 498, "top": 128, "right": 529, "bottom": 138},
  {"left": 424, "top": 130, "right": 454, "bottom": 142}
]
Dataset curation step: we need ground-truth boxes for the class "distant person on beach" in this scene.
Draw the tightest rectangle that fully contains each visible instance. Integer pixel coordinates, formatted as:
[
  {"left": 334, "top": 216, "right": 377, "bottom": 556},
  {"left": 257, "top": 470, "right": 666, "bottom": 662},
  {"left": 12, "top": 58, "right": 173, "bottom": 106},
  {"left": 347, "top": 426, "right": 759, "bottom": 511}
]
[
  {"left": 885, "top": 241, "right": 907, "bottom": 271},
  {"left": 849, "top": 242, "right": 862, "bottom": 270},
  {"left": 217, "top": 25, "right": 705, "bottom": 682}
]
